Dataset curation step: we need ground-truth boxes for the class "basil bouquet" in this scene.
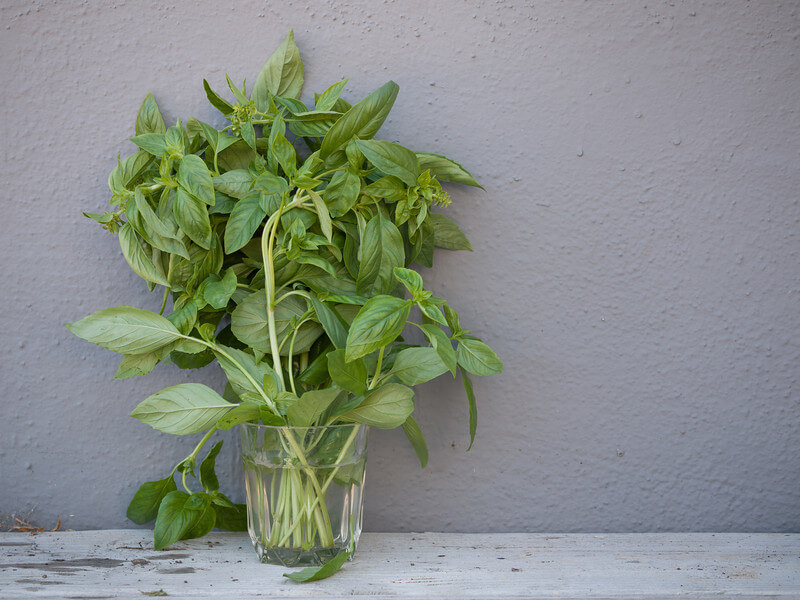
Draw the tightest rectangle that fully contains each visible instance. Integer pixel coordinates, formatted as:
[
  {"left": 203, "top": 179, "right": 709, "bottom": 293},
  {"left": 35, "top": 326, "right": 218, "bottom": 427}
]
[{"left": 68, "top": 31, "right": 502, "bottom": 559}]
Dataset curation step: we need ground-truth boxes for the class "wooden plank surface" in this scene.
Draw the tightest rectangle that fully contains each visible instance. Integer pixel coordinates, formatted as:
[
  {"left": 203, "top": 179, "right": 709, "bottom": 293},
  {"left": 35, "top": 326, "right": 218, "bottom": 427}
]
[{"left": 0, "top": 531, "right": 798, "bottom": 599}]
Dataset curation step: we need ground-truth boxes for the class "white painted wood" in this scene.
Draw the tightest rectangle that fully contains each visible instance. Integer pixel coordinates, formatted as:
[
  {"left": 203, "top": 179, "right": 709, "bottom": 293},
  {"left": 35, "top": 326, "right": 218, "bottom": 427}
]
[{"left": 0, "top": 531, "right": 798, "bottom": 599}]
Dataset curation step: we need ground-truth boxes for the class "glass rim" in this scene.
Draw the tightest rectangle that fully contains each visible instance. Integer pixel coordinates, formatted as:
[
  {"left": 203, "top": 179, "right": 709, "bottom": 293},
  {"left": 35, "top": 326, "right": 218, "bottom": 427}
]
[{"left": 238, "top": 422, "right": 364, "bottom": 431}]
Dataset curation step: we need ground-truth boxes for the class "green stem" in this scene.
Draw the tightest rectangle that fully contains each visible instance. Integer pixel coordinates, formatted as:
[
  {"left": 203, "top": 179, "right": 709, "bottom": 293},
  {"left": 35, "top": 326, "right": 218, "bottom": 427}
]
[
  {"left": 369, "top": 346, "right": 385, "bottom": 390},
  {"left": 158, "top": 287, "right": 169, "bottom": 315}
]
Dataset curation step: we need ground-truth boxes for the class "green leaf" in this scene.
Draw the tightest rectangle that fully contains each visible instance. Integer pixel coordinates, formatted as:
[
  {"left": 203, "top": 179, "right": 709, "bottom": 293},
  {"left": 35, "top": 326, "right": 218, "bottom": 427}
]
[
  {"left": 231, "top": 292, "right": 323, "bottom": 356},
  {"left": 355, "top": 140, "right": 419, "bottom": 187},
  {"left": 130, "top": 383, "right": 233, "bottom": 435},
  {"left": 356, "top": 215, "right": 405, "bottom": 296},
  {"left": 345, "top": 295, "right": 411, "bottom": 361},
  {"left": 126, "top": 475, "right": 176, "bottom": 524},
  {"left": 315, "top": 78, "right": 348, "bottom": 111},
  {"left": 319, "top": 80, "right": 399, "bottom": 165},
  {"left": 199, "top": 440, "right": 223, "bottom": 492},
  {"left": 402, "top": 416, "right": 428, "bottom": 468},
  {"left": 198, "top": 120, "right": 238, "bottom": 154},
  {"left": 214, "top": 500, "right": 247, "bottom": 531},
  {"left": 253, "top": 171, "right": 290, "bottom": 195},
  {"left": 415, "top": 152, "right": 483, "bottom": 188},
  {"left": 67, "top": 306, "right": 182, "bottom": 355},
  {"left": 213, "top": 344, "right": 277, "bottom": 403},
  {"left": 202, "top": 268, "right": 237, "bottom": 309},
  {"left": 362, "top": 176, "right": 405, "bottom": 202},
  {"left": 178, "top": 154, "right": 215, "bottom": 205},
  {"left": 114, "top": 352, "right": 159, "bottom": 380},
  {"left": 118, "top": 223, "right": 170, "bottom": 286},
  {"left": 444, "top": 304, "right": 461, "bottom": 334},
  {"left": 216, "top": 401, "right": 262, "bottom": 430},
  {"left": 224, "top": 193, "right": 267, "bottom": 253},
  {"left": 456, "top": 338, "right": 503, "bottom": 376},
  {"left": 203, "top": 79, "right": 234, "bottom": 115},
  {"left": 417, "top": 300, "right": 447, "bottom": 325},
  {"left": 283, "top": 549, "right": 351, "bottom": 582},
  {"left": 326, "top": 348, "right": 367, "bottom": 395},
  {"left": 431, "top": 213, "right": 473, "bottom": 251},
  {"left": 252, "top": 30, "right": 304, "bottom": 110},
  {"left": 309, "top": 296, "right": 348, "bottom": 349},
  {"left": 212, "top": 170, "right": 254, "bottom": 199},
  {"left": 394, "top": 267, "right": 423, "bottom": 294},
  {"left": 323, "top": 168, "right": 360, "bottom": 217},
  {"left": 135, "top": 92, "right": 166, "bottom": 135},
  {"left": 419, "top": 324, "right": 457, "bottom": 376},
  {"left": 130, "top": 133, "right": 167, "bottom": 157},
  {"left": 286, "top": 388, "right": 341, "bottom": 427},
  {"left": 183, "top": 493, "right": 217, "bottom": 540},
  {"left": 343, "top": 383, "right": 414, "bottom": 429},
  {"left": 389, "top": 346, "right": 448, "bottom": 386},
  {"left": 460, "top": 367, "right": 478, "bottom": 450},
  {"left": 174, "top": 187, "right": 212, "bottom": 249},
  {"left": 270, "top": 131, "right": 297, "bottom": 176},
  {"left": 308, "top": 189, "right": 332, "bottom": 241},
  {"left": 153, "top": 491, "right": 195, "bottom": 550}
]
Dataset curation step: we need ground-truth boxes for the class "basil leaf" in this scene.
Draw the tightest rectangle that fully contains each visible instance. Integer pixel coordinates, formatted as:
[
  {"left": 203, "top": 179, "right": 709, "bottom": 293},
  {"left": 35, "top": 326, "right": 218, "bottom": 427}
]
[
  {"left": 343, "top": 383, "right": 414, "bottom": 429},
  {"left": 252, "top": 29, "right": 304, "bottom": 110},
  {"left": 323, "top": 168, "right": 360, "bottom": 217},
  {"left": 419, "top": 324, "right": 457, "bottom": 376},
  {"left": 178, "top": 155, "right": 215, "bottom": 206},
  {"left": 326, "top": 348, "right": 367, "bottom": 395},
  {"left": 135, "top": 92, "right": 166, "bottom": 135},
  {"left": 203, "top": 79, "right": 234, "bottom": 115},
  {"left": 130, "top": 383, "right": 233, "bottom": 435},
  {"left": 199, "top": 440, "right": 223, "bottom": 492},
  {"left": 224, "top": 193, "right": 267, "bottom": 253},
  {"left": 402, "top": 416, "right": 428, "bottom": 468},
  {"left": 153, "top": 491, "right": 193, "bottom": 550},
  {"left": 315, "top": 78, "right": 348, "bottom": 111},
  {"left": 319, "top": 80, "right": 399, "bottom": 165},
  {"left": 231, "top": 292, "right": 323, "bottom": 356},
  {"left": 415, "top": 151, "right": 483, "bottom": 189},
  {"left": 356, "top": 139, "right": 419, "bottom": 187},
  {"left": 216, "top": 401, "right": 262, "bottom": 430},
  {"left": 394, "top": 267, "right": 423, "bottom": 295},
  {"left": 114, "top": 352, "right": 160, "bottom": 380},
  {"left": 154, "top": 492, "right": 216, "bottom": 549},
  {"left": 310, "top": 295, "right": 348, "bottom": 350},
  {"left": 283, "top": 549, "right": 351, "bottom": 582},
  {"left": 345, "top": 295, "right": 411, "bottom": 361},
  {"left": 456, "top": 338, "right": 503, "bottom": 376},
  {"left": 201, "top": 268, "right": 237, "bottom": 309},
  {"left": 213, "top": 169, "right": 254, "bottom": 199},
  {"left": 67, "top": 306, "right": 181, "bottom": 355},
  {"left": 417, "top": 300, "right": 447, "bottom": 325},
  {"left": 213, "top": 344, "right": 278, "bottom": 403},
  {"left": 118, "top": 223, "right": 170, "bottom": 286},
  {"left": 389, "top": 347, "right": 447, "bottom": 386},
  {"left": 431, "top": 213, "right": 473, "bottom": 251},
  {"left": 356, "top": 215, "right": 405, "bottom": 296},
  {"left": 460, "top": 367, "right": 477, "bottom": 450},
  {"left": 130, "top": 133, "right": 168, "bottom": 157},
  {"left": 286, "top": 388, "right": 341, "bottom": 427},
  {"left": 213, "top": 501, "right": 247, "bottom": 532},
  {"left": 308, "top": 189, "right": 332, "bottom": 241},
  {"left": 126, "top": 475, "right": 176, "bottom": 524},
  {"left": 174, "top": 187, "right": 212, "bottom": 249}
]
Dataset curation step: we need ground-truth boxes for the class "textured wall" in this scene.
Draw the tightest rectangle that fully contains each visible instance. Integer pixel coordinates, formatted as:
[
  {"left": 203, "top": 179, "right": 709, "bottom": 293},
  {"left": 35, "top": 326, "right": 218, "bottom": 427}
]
[{"left": 1, "top": 1, "right": 798, "bottom": 533}]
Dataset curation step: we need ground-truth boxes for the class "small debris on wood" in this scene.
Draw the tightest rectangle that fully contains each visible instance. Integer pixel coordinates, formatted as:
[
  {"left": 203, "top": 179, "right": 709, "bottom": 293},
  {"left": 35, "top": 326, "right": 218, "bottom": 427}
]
[{"left": 140, "top": 590, "right": 168, "bottom": 597}]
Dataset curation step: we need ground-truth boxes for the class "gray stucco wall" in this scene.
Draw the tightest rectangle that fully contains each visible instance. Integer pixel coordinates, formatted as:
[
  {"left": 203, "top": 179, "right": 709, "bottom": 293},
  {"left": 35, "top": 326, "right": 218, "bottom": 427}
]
[{"left": 1, "top": 1, "right": 798, "bottom": 533}]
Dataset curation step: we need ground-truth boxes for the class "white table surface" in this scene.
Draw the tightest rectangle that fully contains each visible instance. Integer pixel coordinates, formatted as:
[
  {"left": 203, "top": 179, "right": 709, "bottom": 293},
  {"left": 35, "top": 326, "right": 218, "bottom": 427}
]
[{"left": 1, "top": 530, "right": 798, "bottom": 599}]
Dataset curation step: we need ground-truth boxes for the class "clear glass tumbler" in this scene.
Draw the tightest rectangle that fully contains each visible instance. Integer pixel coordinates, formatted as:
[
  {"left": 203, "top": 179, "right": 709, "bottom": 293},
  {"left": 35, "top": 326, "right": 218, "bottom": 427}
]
[{"left": 239, "top": 423, "right": 368, "bottom": 566}]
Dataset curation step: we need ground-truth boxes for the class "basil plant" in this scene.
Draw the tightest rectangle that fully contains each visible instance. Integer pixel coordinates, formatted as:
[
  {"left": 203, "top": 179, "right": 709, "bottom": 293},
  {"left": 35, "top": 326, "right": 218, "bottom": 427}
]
[{"left": 68, "top": 31, "right": 502, "bottom": 554}]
